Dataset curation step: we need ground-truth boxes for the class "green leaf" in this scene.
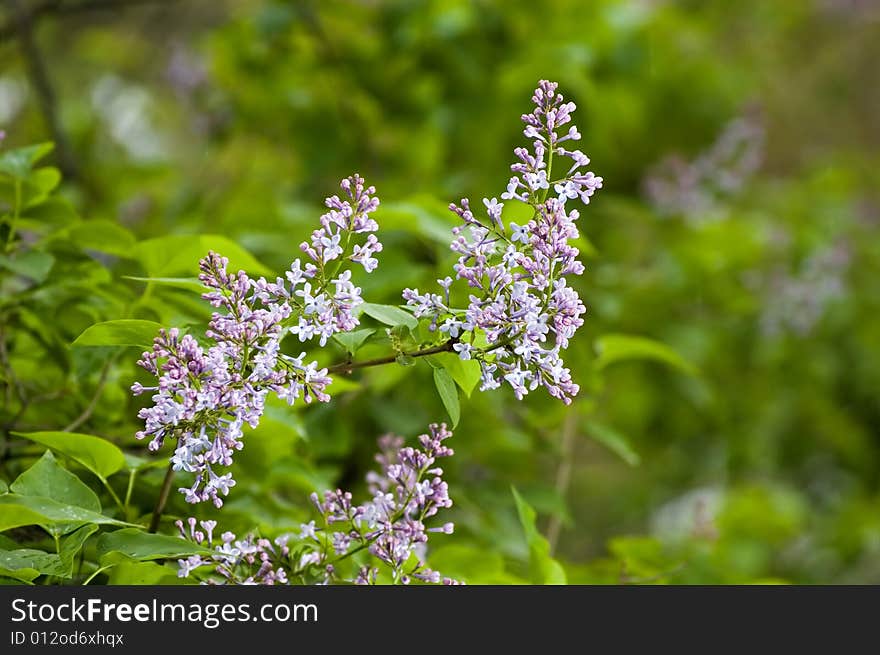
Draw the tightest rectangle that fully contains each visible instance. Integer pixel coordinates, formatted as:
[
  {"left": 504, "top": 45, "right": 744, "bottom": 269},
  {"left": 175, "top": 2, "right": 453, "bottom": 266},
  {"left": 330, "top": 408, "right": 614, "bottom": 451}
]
[
  {"left": 55, "top": 220, "right": 138, "bottom": 258},
  {"left": 27, "top": 167, "right": 61, "bottom": 197},
  {"left": 427, "top": 353, "right": 482, "bottom": 397},
  {"left": 0, "top": 250, "right": 55, "bottom": 283},
  {"left": 360, "top": 303, "right": 418, "bottom": 330},
  {"left": 12, "top": 431, "right": 126, "bottom": 480},
  {"left": 0, "top": 525, "right": 97, "bottom": 581},
  {"left": 587, "top": 422, "right": 641, "bottom": 466},
  {"left": 107, "top": 559, "right": 183, "bottom": 585},
  {"left": 433, "top": 367, "right": 460, "bottom": 428},
  {"left": 0, "top": 143, "right": 54, "bottom": 179},
  {"left": 59, "top": 524, "right": 100, "bottom": 568},
  {"left": 0, "top": 504, "right": 48, "bottom": 533},
  {"left": 136, "top": 235, "right": 272, "bottom": 277},
  {"left": 10, "top": 450, "right": 101, "bottom": 512},
  {"left": 594, "top": 333, "right": 698, "bottom": 376},
  {"left": 122, "top": 453, "right": 168, "bottom": 472},
  {"left": 427, "top": 544, "right": 525, "bottom": 584},
  {"left": 332, "top": 328, "right": 376, "bottom": 355},
  {"left": 609, "top": 536, "right": 675, "bottom": 582},
  {"left": 0, "top": 480, "right": 6, "bottom": 494},
  {"left": 72, "top": 319, "right": 162, "bottom": 348},
  {"left": 20, "top": 197, "right": 78, "bottom": 225},
  {"left": 0, "top": 495, "right": 133, "bottom": 533},
  {"left": 511, "top": 486, "right": 567, "bottom": 585},
  {"left": 96, "top": 529, "right": 214, "bottom": 563},
  {"left": 0, "top": 550, "right": 56, "bottom": 582},
  {"left": 122, "top": 276, "right": 204, "bottom": 292},
  {"left": 0, "top": 566, "right": 40, "bottom": 583}
]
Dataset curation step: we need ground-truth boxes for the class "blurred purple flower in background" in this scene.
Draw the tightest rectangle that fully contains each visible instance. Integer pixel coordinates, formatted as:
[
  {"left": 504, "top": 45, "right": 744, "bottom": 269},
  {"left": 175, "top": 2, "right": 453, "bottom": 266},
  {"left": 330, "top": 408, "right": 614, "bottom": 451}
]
[{"left": 643, "top": 111, "right": 764, "bottom": 223}]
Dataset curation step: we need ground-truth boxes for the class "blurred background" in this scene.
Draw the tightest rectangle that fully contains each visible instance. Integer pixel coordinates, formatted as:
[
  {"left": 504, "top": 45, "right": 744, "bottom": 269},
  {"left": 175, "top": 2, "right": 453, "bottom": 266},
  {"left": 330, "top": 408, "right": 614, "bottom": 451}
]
[{"left": 1, "top": 0, "right": 879, "bottom": 583}]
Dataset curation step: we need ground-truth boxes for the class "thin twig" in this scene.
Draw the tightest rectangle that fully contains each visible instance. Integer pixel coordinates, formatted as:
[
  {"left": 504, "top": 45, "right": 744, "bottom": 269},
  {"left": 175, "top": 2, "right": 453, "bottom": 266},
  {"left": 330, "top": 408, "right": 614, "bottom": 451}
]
[
  {"left": 63, "top": 354, "right": 116, "bottom": 432},
  {"left": 149, "top": 463, "right": 175, "bottom": 533},
  {"left": 10, "top": 0, "right": 79, "bottom": 180},
  {"left": 326, "top": 339, "right": 456, "bottom": 374},
  {"left": 325, "top": 333, "right": 520, "bottom": 375},
  {"left": 0, "top": 325, "right": 27, "bottom": 407}
]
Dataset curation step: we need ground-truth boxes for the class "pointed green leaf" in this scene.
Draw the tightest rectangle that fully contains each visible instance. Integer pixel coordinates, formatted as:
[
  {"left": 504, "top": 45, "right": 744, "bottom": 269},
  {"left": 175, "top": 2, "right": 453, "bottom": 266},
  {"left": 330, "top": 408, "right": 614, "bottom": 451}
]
[
  {"left": 0, "top": 504, "right": 49, "bottom": 533},
  {"left": 332, "top": 328, "right": 376, "bottom": 355},
  {"left": 0, "top": 566, "right": 40, "bottom": 583},
  {"left": 60, "top": 524, "right": 100, "bottom": 565},
  {"left": 107, "top": 560, "right": 183, "bottom": 585},
  {"left": 71, "top": 319, "right": 162, "bottom": 348},
  {"left": 0, "top": 142, "right": 54, "bottom": 178},
  {"left": 360, "top": 303, "right": 418, "bottom": 330},
  {"left": 0, "top": 495, "right": 133, "bottom": 533},
  {"left": 12, "top": 431, "right": 126, "bottom": 479},
  {"left": 20, "top": 197, "right": 78, "bottom": 225},
  {"left": 0, "top": 550, "right": 56, "bottom": 582},
  {"left": 511, "top": 486, "right": 567, "bottom": 585},
  {"left": 56, "top": 220, "right": 137, "bottom": 258},
  {"left": 27, "top": 166, "right": 61, "bottom": 197},
  {"left": 594, "top": 333, "right": 698, "bottom": 376},
  {"left": 0, "top": 524, "right": 97, "bottom": 581},
  {"left": 427, "top": 353, "right": 481, "bottom": 397},
  {"left": 123, "top": 453, "right": 168, "bottom": 472},
  {"left": 0, "top": 250, "right": 55, "bottom": 283},
  {"left": 587, "top": 422, "right": 641, "bottom": 466},
  {"left": 433, "top": 367, "right": 460, "bottom": 428},
  {"left": 96, "top": 529, "right": 214, "bottom": 563},
  {"left": 122, "top": 276, "right": 204, "bottom": 292},
  {"left": 136, "top": 235, "right": 272, "bottom": 277},
  {"left": 11, "top": 450, "right": 101, "bottom": 511}
]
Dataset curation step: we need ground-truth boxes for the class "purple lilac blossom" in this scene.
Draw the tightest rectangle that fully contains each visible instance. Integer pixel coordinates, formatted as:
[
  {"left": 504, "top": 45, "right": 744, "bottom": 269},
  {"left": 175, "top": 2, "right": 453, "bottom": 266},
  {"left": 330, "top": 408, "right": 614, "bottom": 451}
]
[
  {"left": 757, "top": 241, "right": 851, "bottom": 337},
  {"left": 643, "top": 112, "right": 764, "bottom": 222},
  {"left": 402, "top": 80, "right": 602, "bottom": 404},
  {"left": 176, "top": 424, "right": 461, "bottom": 585},
  {"left": 133, "top": 175, "right": 381, "bottom": 506}
]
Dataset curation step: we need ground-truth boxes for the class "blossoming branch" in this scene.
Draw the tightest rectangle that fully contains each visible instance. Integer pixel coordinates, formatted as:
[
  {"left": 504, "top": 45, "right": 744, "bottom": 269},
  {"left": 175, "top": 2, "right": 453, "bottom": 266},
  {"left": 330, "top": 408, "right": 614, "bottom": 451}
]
[
  {"left": 402, "top": 79, "right": 602, "bottom": 403},
  {"left": 132, "top": 80, "right": 601, "bottom": 512},
  {"left": 133, "top": 176, "right": 381, "bottom": 507}
]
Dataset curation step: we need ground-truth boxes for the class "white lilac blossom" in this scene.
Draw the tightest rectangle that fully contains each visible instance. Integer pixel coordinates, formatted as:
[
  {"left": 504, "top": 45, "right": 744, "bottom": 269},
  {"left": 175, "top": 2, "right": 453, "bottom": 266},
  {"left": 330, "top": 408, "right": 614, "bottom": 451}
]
[
  {"left": 133, "top": 175, "right": 381, "bottom": 506},
  {"left": 176, "top": 424, "right": 461, "bottom": 585},
  {"left": 402, "top": 80, "right": 602, "bottom": 404}
]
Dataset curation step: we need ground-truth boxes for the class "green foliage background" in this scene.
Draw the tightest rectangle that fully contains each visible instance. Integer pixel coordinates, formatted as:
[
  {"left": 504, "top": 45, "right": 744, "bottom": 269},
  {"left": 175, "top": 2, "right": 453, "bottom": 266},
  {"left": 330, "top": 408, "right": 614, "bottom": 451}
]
[{"left": 1, "top": 0, "right": 878, "bottom": 584}]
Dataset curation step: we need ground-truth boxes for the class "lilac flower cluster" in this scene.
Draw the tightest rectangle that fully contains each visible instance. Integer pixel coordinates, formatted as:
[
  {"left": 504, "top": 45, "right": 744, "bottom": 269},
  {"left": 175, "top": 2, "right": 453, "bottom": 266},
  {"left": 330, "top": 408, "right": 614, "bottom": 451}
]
[
  {"left": 402, "top": 81, "right": 601, "bottom": 404},
  {"left": 643, "top": 112, "right": 764, "bottom": 223},
  {"left": 134, "top": 82, "right": 600, "bottom": 516},
  {"left": 133, "top": 175, "right": 381, "bottom": 506},
  {"left": 177, "top": 424, "right": 460, "bottom": 585}
]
